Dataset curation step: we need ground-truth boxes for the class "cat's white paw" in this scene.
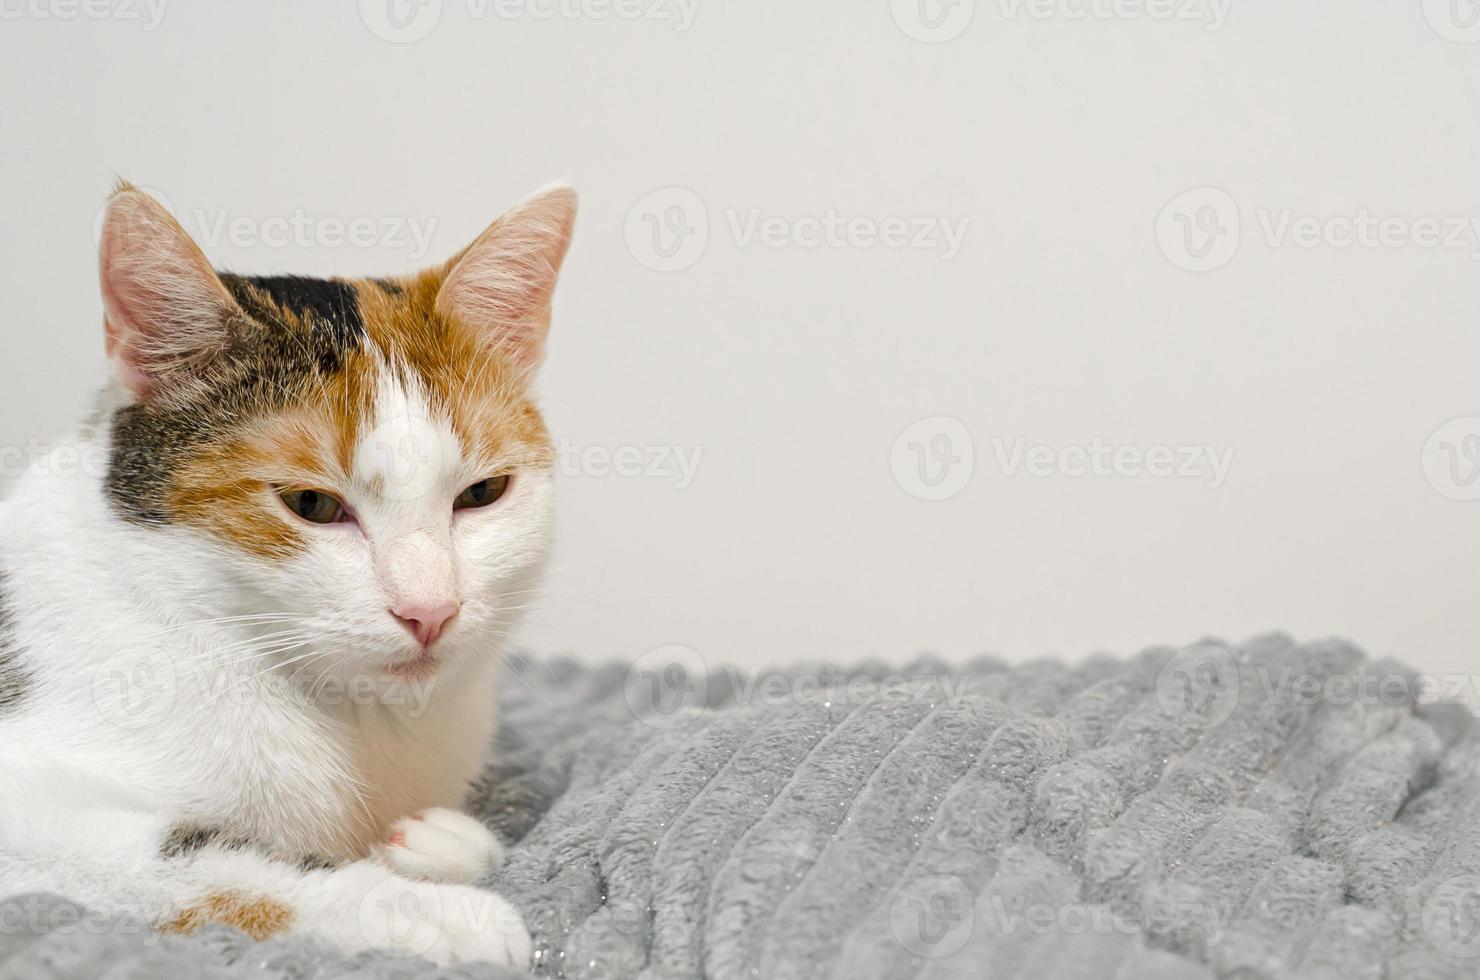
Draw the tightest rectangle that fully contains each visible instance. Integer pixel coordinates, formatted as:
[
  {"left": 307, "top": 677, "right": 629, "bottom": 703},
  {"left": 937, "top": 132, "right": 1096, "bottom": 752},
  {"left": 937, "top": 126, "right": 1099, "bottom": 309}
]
[
  {"left": 310, "top": 861, "right": 530, "bottom": 968},
  {"left": 377, "top": 807, "right": 504, "bottom": 884}
]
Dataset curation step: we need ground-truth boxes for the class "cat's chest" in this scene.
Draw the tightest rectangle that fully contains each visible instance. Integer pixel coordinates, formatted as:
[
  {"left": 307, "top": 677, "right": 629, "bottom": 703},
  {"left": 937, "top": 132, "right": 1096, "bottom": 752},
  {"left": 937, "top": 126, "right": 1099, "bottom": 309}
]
[{"left": 208, "top": 681, "right": 494, "bottom": 859}]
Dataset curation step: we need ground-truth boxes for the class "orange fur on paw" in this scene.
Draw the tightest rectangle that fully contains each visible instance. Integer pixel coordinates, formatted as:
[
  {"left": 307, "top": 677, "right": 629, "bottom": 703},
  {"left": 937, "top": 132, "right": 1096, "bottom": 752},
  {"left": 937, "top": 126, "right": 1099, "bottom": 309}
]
[{"left": 162, "top": 890, "right": 295, "bottom": 941}]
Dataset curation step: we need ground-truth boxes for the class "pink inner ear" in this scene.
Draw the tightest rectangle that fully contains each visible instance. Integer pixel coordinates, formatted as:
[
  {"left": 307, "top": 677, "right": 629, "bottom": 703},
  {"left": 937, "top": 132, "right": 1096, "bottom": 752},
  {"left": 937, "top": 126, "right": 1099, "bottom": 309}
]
[
  {"left": 102, "top": 323, "right": 157, "bottom": 399},
  {"left": 99, "top": 190, "right": 234, "bottom": 398},
  {"left": 435, "top": 185, "right": 577, "bottom": 369}
]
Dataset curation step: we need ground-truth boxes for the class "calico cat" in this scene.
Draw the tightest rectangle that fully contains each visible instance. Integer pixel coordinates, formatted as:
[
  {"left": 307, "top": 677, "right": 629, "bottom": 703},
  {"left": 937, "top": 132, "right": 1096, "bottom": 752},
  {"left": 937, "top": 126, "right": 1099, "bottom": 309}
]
[{"left": 0, "top": 180, "right": 578, "bottom": 966}]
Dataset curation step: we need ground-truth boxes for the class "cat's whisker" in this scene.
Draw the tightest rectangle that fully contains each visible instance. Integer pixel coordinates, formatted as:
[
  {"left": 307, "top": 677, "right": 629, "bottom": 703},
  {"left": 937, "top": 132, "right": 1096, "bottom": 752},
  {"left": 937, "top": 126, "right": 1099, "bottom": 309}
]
[
  {"left": 140, "top": 614, "right": 301, "bottom": 640},
  {"left": 297, "top": 654, "right": 356, "bottom": 698},
  {"left": 472, "top": 622, "right": 523, "bottom": 639},
  {"left": 185, "top": 642, "right": 316, "bottom": 680},
  {"left": 496, "top": 655, "right": 556, "bottom": 708},
  {"left": 207, "top": 641, "right": 318, "bottom": 673},
  {"left": 490, "top": 587, "right": 555, "bottom": 599},
  {"left": 208, "top": 644, "right": 325, "bottom": 703},
  {"left": 210, "top": 626, "right": 311, "bottom": 648},
  {"left": 189, "top": 632, "right": 319, "bottom": 674},
  {"left": 223, "top": 639, "right": 320, "bottom": 671},
  {"left": 195, "top": 629, "right": 317, "bottom": 667}
]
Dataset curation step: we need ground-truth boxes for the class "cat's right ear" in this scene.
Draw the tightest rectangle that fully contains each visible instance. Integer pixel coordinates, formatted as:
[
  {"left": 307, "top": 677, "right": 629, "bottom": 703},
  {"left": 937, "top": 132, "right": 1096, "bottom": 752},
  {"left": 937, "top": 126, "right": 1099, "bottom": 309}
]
[{"left": 99, "top": 183, "right": 240, "bottom": 400}]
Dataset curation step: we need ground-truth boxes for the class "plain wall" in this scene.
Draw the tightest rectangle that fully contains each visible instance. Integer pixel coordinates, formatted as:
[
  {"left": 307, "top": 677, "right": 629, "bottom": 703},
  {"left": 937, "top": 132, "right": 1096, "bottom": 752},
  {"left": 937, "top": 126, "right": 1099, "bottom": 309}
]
[{"left": 1, "top": 0, "right": 1478, "bottom": 679}]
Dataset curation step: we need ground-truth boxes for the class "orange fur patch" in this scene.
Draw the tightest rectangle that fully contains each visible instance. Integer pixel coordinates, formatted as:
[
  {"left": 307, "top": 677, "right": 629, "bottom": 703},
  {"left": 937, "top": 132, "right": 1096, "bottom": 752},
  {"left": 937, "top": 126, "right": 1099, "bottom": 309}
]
[
  {"left": 353, "top": 272, "right": 552, "bottom": 469},
  {"left": 163, "top": 890, "right": 295, "bottom": 941}
]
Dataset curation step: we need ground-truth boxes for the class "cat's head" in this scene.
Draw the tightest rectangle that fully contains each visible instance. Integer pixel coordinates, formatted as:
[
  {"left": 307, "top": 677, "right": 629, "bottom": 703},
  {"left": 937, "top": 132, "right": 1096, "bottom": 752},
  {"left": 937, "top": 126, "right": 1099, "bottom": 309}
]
[{"left": 96, "top": 182, "right": 575, "bottom": 682}]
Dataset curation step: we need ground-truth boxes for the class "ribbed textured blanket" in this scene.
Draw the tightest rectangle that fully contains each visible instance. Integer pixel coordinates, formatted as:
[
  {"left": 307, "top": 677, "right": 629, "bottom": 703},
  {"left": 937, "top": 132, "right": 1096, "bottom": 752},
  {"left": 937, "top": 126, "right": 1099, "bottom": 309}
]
[{"left": 3, "top": 635, "right": 1479, "bottom": 979}]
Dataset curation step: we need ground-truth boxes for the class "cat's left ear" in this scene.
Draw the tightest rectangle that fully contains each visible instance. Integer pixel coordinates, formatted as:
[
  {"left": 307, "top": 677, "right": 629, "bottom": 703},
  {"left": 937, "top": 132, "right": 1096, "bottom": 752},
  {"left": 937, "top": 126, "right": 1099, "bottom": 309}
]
[{"left": 434, "top": 184, "right": 577, "bottom": 373}]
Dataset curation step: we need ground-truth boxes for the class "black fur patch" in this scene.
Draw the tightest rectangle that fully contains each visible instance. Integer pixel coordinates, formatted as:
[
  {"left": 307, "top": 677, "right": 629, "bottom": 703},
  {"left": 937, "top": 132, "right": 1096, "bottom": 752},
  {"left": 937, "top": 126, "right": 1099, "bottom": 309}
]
[
  {"left": 0, "top": 574, "right": 31, "bottom": 715},
  {"left": 106, "top": 272, "right": 369, "bottom": 526},
  {"left": 160, "top": 823, "right": 252, "bottom": 859},
  {"left": 221, "top": 274, "right": 366, "bottom": 375},
  {"left": 107, "top": 404, "right": 213, "bottom": 525},
  {"left": 160, "top": 822, "right": 340, "bottom": 872},
  {"left": 298, "top": 853, "right": 341, "bottom": 872},
  {"left": 371, "top": 277, "right": 404, "bottom": 296}
]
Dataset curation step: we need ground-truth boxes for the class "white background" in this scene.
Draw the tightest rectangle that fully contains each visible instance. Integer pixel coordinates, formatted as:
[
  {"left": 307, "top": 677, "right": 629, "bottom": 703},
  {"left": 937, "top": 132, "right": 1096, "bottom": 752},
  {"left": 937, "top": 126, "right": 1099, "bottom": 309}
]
[{"left": 1, "top": 0, "right": 1478, "bottom": 677}]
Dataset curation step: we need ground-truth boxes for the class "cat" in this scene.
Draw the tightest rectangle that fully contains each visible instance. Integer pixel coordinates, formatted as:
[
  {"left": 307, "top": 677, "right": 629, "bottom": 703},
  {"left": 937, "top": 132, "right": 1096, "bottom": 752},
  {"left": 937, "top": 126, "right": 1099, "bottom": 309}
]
[{"left": 0, "top": 179, "right": 578, "bottom": 967}]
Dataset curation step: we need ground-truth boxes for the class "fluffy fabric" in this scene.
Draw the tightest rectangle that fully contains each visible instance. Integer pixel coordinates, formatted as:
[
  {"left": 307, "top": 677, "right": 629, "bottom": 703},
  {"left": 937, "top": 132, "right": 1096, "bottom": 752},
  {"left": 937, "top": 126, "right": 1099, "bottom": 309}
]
[{"left": 4, "top": 634, "right": 1478, "bottom": 979}]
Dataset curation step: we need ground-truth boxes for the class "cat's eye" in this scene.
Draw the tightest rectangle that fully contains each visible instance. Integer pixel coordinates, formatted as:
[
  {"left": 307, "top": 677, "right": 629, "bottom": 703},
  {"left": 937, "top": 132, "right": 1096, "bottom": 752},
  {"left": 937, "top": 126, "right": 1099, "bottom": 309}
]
[
  {"left": 278, "top": 488, "right": 347, "bottom": 525},
  {"left": 455, "top": 475, "right": 511, "bottom": 510}
]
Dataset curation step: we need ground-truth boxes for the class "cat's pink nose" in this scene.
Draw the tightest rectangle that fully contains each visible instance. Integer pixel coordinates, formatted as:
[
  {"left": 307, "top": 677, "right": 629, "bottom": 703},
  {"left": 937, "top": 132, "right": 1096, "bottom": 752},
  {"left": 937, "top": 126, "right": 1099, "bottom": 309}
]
[{"left": 392, "top": 602, "right": 459, "bottom": 647}]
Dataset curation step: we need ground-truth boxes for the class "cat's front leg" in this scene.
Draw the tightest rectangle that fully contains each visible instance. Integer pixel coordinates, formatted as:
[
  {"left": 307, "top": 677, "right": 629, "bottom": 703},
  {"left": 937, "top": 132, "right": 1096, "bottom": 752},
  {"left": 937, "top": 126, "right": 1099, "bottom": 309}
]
[
  {"left": 375, "top": 807, "right": 506, "bottom": 884},
  {"left": 0, "top": 771, "right": 530, "bottom": 968}
]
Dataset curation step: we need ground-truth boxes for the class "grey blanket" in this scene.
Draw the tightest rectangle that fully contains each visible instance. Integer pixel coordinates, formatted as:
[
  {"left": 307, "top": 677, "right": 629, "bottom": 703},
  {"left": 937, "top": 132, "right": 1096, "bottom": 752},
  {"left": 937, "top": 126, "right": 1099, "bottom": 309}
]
[{"left": 4, "top": 634, "right": 1480, "bottom": 979}]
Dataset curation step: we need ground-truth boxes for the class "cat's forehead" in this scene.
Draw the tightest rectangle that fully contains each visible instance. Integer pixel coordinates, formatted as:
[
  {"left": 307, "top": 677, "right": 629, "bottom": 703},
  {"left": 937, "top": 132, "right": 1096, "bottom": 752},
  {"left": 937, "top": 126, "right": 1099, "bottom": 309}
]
[
  {"left": 224, "top": 269, "right": 550, "bottom": 473},
  {"left": 220, "top": 270, "right": 538, "bottom": 450}
]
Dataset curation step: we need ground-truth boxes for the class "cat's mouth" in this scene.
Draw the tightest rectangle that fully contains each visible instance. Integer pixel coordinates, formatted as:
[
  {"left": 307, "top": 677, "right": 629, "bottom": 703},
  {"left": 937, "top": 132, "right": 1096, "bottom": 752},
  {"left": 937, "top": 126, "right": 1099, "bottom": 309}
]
[{"left": 383, "top": 650, "right": 441, "bottom": 680}]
